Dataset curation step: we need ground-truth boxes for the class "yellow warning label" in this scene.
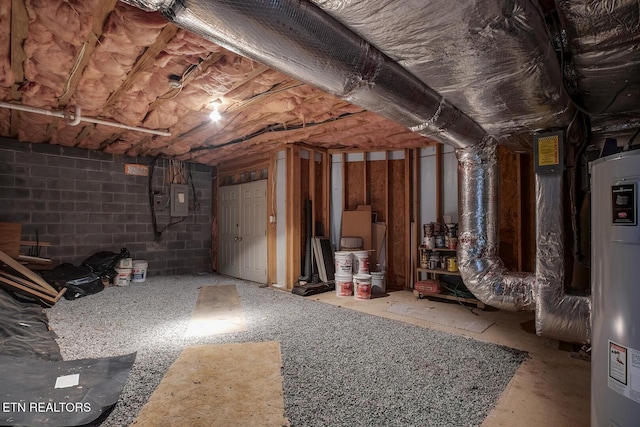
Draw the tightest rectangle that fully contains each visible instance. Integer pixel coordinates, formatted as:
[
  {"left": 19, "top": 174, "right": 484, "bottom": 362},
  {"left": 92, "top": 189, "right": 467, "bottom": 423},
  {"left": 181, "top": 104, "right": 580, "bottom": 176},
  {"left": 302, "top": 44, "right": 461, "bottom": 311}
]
[{"left": 537, "top": 135, "right": 559, "bottom": 166}]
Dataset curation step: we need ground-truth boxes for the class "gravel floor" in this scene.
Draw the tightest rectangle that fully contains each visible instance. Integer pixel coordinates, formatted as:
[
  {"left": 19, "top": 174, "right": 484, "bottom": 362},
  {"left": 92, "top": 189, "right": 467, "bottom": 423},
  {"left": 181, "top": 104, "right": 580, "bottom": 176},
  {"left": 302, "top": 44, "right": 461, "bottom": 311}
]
[{"left": 46, "top": 274, "right": 527, "bottom": 427}]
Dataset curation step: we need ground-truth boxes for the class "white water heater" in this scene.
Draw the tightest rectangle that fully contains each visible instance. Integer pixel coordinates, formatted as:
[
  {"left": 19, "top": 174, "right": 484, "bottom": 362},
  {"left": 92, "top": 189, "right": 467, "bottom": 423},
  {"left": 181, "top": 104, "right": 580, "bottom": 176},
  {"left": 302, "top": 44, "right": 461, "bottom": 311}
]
[{"left": 591, "top": 150, "right": 640, "bottom": 426}]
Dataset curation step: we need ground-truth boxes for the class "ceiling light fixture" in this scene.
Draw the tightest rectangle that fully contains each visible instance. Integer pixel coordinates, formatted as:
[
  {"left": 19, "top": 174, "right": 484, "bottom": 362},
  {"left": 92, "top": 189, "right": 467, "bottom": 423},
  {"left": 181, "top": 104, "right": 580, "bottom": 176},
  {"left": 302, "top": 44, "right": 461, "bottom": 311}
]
[{"left": 209, "top": 101, "right": 221, "bottom": 122}]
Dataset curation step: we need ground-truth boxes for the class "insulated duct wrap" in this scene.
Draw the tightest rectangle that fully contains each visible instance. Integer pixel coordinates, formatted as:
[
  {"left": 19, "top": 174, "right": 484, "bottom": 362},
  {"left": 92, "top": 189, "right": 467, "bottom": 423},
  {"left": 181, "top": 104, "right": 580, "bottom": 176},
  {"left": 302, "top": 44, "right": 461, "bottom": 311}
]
[
  {"left": 123, "top": 0, "right": 485, "bottom": 148},
  {"left": 556, "top": 0, "right": 640, "bottom": 116},
  {"left": 312, "top": 0, "right": 573, "bottom": 149},
  {"left": 535, "top": 173, "right": 591, "bottom": 343},
  {"left": 456, "top": 137, "right": 535, "bottom": 311},
  {"left": 122, "top": 0, "right": 594, "bottom": 342}
]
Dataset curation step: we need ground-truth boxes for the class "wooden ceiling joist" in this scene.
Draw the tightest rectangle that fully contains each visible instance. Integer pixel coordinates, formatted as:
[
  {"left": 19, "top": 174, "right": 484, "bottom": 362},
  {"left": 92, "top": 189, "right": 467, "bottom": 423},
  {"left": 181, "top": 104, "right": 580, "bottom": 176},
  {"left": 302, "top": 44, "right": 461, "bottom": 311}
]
[
  {"left": 57, "top": 0, "right": 120, "bottom": 107},
  {"left": 9, "top": 0, "right": 29, "bottom": 137},
  {"left": 104, "top": 23, "right": 180, "bottom": 111}
]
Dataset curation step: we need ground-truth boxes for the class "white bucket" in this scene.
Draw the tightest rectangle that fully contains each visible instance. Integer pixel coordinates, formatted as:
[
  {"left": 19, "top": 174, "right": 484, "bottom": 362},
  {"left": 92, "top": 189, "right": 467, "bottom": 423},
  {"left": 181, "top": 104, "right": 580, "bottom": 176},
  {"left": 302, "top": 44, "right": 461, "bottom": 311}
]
[
  {"left": 115, "top": 267, "right": 132, "bottom": 287},
  {"left": 334, "top": 273, "right": 353, "bottom": 297},
  {"left": 370, "top": 271, "right": 386, "bottom": 294},
  {"left": 334, "top": 252, "right": 353, "bottom": 274},
  {"left": 353, "top": 274, "right": 372, "bottom": 300},
  {"left": 132, "top": 260, "right": 148, "bottom": 283},
  {"left": 353, "top": 250, "right": 369, "bottom": 274}
]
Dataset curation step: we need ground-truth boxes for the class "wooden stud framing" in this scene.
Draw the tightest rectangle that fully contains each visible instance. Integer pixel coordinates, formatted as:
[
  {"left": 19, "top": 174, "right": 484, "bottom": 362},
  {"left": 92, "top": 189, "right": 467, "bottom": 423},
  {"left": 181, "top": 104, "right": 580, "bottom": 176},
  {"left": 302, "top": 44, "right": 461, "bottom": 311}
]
[
  {"left": 309, "top": 149, "right": 316, "bottom": 237},
  {"left": 384, "top": 152, "right": 390, "bottom": 276},
  {"left": 267, "top": 151, "right": 278, "bottom": 285},
  {"left": 404, "top": 149, "right": 411, "bottom": 289},
  {"left": 104, "top": 24, "right": 180, "bottom": 110},
  {"left": 9, "top": 0, "right": 29, "bottom": 137},
  {"left": 341, "top": 153, "right": 346, "bottom": 211},
  {"left": 323, "top": 151, "right": 330, "bottom": 238},
  {"left": 435, "top": 144, "right": 444, "bottom": 223},
  {"left": 286, "top": 145, "right": 301, "bottom": 289},
  {"left": 412, "top": 148, "right": 420, "bottom": 288},
  {"left": 58, "top": 1, "right": 120, "bottom": 107},
  {"left": 211, "top": 173, "right": 218, "bottom": 272},
  {"left": 363, "top": 153, "right": 369, "bottom": 205}
]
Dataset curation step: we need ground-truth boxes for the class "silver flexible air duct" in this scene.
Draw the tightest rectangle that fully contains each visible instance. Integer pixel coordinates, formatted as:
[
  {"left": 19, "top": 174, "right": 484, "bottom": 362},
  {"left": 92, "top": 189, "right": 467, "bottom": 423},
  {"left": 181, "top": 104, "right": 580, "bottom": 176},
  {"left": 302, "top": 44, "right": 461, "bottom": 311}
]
[
  {"left": 456, "top": 137, "right": 536, "bottom": 311},
  {"left": 535, "top": 173, "right": 591, "bottom": 343},
  {"left": 121, "top": 0, "right": 486, "bottom": 149},
  {"left": 312, "top": 0, "right": 573, "bottom": 151},
  {"left": 556, "top": 0, "right": 640, "bottom": 117},
  {"left": 123, "top": 0, "right": 591, "bottom": 340}
]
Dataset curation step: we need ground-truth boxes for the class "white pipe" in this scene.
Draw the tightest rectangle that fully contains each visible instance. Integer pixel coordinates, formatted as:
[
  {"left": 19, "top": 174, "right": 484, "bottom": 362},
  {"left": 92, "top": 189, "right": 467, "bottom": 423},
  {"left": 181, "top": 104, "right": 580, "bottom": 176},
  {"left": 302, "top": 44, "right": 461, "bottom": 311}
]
[
  {"left": 64, "top": 105, "right": 82, "bottom": 126},
  {"left": 0, "top": 102, "right": 171, "bottom": 137}
]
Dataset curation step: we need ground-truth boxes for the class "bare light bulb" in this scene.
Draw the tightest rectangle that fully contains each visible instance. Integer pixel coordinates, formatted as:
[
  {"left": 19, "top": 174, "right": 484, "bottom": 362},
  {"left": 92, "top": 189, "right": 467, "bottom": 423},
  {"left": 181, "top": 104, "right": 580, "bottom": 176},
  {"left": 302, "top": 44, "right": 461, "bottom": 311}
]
[
  {"left": 209, "top": 101, "right": 221, "bottom": 122},
  {"left": 209, "top": 109, "right": 221, "bottom": 121}
]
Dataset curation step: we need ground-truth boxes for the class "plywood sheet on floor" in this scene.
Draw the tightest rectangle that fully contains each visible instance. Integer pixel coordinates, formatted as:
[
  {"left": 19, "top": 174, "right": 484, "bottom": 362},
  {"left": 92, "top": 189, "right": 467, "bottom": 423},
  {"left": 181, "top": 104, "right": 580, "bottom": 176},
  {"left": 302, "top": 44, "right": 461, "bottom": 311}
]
[
  {"left": 186, "top": 285, "right": 246, "bottom": 336},
  {"left": 386, "top": 302, "right": 494, "bottom": 333},
  {"left": 132, "top": 342, "right": 288, "bottom": 427}
]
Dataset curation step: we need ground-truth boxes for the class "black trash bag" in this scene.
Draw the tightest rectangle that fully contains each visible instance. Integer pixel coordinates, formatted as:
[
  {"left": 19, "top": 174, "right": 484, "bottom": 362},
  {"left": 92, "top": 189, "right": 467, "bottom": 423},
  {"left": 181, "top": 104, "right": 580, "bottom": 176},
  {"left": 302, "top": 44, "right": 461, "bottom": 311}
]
[
  {"left": 81, "top": 247, "right": 130, "bottom": 282},
  {"left": 40, "top": 264, "right": 104, "bottom": 300}
]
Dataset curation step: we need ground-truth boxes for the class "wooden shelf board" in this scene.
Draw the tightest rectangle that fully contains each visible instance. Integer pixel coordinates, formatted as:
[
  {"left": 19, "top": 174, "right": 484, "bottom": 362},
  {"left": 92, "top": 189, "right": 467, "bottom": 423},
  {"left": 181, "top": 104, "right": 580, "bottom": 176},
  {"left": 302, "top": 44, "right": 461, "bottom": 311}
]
[{"left": 416, "top": 268, "right": 460, "bottom": 276}]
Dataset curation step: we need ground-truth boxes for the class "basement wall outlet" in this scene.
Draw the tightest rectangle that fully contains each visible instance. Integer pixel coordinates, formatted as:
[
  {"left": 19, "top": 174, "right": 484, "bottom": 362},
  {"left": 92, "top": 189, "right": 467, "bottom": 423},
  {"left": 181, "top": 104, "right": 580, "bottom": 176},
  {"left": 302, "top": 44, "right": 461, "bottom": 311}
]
[
  {"left": 153, "top": 193, "right": 166, "bottom": 210},
  {"left": 269, "top": 215, "right": 276, "bottom": 223}
]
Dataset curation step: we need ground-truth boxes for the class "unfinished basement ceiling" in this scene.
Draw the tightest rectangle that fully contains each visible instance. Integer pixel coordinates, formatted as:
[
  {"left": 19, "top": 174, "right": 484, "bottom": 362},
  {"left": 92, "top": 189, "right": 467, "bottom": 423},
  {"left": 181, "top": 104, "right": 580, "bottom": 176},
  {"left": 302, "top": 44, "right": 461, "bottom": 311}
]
[{"left": 1, "top": 1, "right": 639, "bottom": 165}]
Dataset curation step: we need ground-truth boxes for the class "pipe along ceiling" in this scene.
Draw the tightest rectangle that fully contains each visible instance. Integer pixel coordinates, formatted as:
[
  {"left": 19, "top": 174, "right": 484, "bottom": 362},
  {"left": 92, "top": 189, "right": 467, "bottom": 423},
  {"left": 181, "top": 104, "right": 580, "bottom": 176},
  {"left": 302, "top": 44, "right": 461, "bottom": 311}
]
[{"left": 119, "top": 0, "right": 640, "bottom": 344}]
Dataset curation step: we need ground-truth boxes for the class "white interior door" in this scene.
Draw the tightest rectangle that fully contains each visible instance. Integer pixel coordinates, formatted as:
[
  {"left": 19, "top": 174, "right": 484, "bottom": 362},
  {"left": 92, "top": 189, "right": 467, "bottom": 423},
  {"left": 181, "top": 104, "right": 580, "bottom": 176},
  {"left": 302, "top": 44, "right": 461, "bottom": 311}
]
[
  {"left": 218, "top": 185, "right": 240, "bottom": 278},
  {"left": 239, "top": 180, "right": 267, "bottom": 283},
  {"left": 218, "top": 180, "right": 267, "bottom": 283}
]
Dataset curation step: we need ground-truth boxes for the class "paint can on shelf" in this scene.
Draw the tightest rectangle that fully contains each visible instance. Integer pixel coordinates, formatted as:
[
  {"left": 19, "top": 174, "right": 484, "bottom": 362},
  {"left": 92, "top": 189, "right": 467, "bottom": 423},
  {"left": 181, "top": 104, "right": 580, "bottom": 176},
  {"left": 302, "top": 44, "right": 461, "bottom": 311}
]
[
  {"left": 353, "top": 274, "right": 372, "bottom": 300},
  {"left": 334, "top": 273, "right": 353, "bottom": 297},
  {"left": 114, "top": 267, "right": 131, "bottom": 286},
  {"left": 424, "top": 235, "right": 435, "bottom": 249},
  {"left": 448, "top": 237, "right": 458, "bottom": 250},
  {"left": 132, "top": 260, "right": 148, "bottom": 283},
  {"left": 353, "top": 250, "right": 370, "bottom": 274},
  {"left": 428, "top": 253, "right": 440, "bottom": 270},
  {"left": 435, "top": 234, "right": 446, "bottom": 248},
  {"left": 334, "top": 252, "right": 353, "bottom": 274},
  {"left": 447, "top": 257, "right": 458, "bottom": 272}
]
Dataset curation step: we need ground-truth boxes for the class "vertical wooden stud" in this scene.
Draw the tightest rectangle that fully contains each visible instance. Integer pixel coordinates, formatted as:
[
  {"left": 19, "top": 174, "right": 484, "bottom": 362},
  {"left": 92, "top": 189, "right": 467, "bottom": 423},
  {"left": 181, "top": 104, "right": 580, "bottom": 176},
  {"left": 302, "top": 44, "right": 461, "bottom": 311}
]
[
  {"left": 363, "top": 152, "right": 369, "bottom": 205},
  {"left": 286, "top": 145, "right": 302, "bottom": 289},
  {"left": 309, "top": 149, "right": 316, "bottom": 237},
  {"left": 267, "top": 151, "right": 277, "bottom": 285},
  {"left": 384, "top": 151, "right": 390, "bottom": 277},
  {"left": 436, "top": 144, "right": 444, "bottom": 224},
  {"left": 404, "top": 149, "right": 411, "bottom": 289},
  {"left": 323, "top": 151, "right": 330, "bottom": 238}
]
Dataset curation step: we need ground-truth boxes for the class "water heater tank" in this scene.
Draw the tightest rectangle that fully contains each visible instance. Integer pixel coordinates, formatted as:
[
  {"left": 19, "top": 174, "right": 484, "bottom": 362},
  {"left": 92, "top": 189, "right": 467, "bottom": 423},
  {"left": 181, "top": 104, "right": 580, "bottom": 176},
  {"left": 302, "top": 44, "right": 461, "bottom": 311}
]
[{"left": 591, "top": 150, "right": 640, "bottom": 426}]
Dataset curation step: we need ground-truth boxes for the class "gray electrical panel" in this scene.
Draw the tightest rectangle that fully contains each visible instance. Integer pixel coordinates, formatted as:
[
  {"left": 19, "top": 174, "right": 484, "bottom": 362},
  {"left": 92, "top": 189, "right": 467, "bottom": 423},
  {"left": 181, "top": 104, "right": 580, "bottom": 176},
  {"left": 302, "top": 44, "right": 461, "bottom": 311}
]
[{"left": 170, "top": 184, "right": 189, "bottom": 217}]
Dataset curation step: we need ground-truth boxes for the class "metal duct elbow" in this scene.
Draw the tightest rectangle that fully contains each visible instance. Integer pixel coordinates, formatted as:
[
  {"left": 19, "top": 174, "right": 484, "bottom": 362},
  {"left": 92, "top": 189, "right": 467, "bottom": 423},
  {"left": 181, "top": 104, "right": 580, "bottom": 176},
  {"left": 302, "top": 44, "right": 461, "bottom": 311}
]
[
  {"left": 535, "top": 173, "right": 591, "bottom": 343},
  {"left": 124, "top": 0, "right": 485, "bottom": 149},
  {"left": 456, "top": 137, "right": 536, "bottom": 311}
]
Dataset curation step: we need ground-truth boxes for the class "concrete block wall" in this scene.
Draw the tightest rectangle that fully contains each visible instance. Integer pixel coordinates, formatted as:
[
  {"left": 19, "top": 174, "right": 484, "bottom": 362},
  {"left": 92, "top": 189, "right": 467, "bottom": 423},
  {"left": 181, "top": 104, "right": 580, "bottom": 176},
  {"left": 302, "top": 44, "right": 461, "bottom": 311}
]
[{"left": 0, "top": 138, "right": 212, "bottom": 276}]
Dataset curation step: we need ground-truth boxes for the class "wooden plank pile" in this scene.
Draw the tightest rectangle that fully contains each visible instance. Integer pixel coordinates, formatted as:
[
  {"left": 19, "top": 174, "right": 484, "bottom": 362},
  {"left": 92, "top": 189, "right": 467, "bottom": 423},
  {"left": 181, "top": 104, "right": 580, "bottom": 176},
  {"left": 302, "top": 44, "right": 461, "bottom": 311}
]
[
  {"left": 0, "top": 249, "right": 65, "bottom": 306},
  {"left": 312, "top": 237, "right": 335, "bottom": 283}
]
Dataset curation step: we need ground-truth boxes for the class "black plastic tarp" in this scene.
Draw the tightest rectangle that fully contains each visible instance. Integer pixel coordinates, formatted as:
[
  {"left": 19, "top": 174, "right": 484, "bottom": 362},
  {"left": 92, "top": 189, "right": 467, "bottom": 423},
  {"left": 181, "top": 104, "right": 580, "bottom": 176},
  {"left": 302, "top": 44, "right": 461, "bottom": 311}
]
[
  {"left": 0, "top": 353, "right": 136, "bottom": 427},
  {"left": 0, "top": 289, "right": 61, "bottom": 361}
]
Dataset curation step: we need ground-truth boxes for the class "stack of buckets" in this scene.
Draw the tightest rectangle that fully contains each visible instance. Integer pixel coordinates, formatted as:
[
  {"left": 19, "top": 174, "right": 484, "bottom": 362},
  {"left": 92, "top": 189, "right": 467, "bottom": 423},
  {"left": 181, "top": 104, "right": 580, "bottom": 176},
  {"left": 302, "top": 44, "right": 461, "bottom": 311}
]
[
  {"left": 114, "top": 258, "right": 148, "bottom": 286},
  {"left": 334, "top": 250, "right": 385, "bottom": 299},
  {"left": 114, "top": 257, "right": 133, "bottom": 286}
]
